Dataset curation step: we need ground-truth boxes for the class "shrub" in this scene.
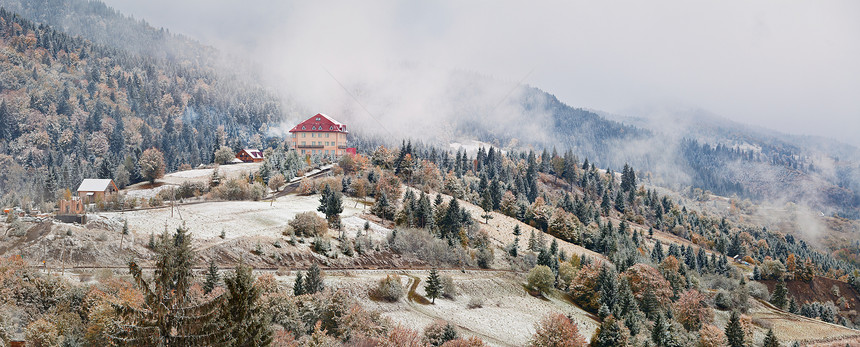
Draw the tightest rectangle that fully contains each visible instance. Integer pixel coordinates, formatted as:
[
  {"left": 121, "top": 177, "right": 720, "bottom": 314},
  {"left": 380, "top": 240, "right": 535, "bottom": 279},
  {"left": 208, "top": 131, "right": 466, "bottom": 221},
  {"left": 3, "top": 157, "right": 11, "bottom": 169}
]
[
  {"left": 441, "top": 337, "right": 488, "bottom": 347},
  {"left": 698, "top": 324, "right": 725, "bottom": 347},
  {"left": 371, "top": 275, "right": 404, "bottom": 302},
  {"left": 312, "top": 237, "right": 332, "bottom": 255},
  {"left": 289, "top": 212, "right": 328, "bottom": 237},
  {"left": 441, "top": 275, "right": 457, "bottom": 299},
  {"left": 424, "top": 320, "right": 459, "bottom": 346},
  {"left": 177, "top": 181, "right": 206, "bottom": 199},
  {"left": 26, "top": 318, "right": 61, "bottom": 347},
  {"left": 747, "top": 281, "right": 770, "bottom": 300},
  {"left": 388, "top": 228, "right": 473, "bottom": 267},
  {"left": 528, "top": 313, "right": 587, "bottom": 347},
  {"left": 476, "top": 247, "right": 493, "bottom": 269},
  {"left": 212, "top": 178, "right": 265, "bottom": 200},
  {"left": 527, "top": 265, "right": 555, "bottom": 293},
  {"left": 467, "top": 297, "right": 483, "bottom": 309}
]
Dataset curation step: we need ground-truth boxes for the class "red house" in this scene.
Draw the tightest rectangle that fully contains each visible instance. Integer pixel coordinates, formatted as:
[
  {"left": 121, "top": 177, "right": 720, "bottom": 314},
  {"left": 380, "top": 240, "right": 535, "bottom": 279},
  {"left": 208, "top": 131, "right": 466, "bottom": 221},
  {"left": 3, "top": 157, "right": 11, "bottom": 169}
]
[
  {"left": 288, "top": 114, "right": 354, "bottom": 157},
  {"left": 236, "top": 149, "right": 264, "bottom": 163}
]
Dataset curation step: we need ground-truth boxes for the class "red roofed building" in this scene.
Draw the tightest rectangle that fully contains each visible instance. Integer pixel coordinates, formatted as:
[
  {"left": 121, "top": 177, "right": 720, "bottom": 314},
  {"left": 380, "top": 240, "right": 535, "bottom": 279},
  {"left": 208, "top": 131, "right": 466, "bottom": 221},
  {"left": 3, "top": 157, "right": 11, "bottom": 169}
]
[
  {"left": 236, "top": 149, "right": 264, "bottom": 163},
  {"left": 289, "top": 114, "right": 352, "bottom": 156}
]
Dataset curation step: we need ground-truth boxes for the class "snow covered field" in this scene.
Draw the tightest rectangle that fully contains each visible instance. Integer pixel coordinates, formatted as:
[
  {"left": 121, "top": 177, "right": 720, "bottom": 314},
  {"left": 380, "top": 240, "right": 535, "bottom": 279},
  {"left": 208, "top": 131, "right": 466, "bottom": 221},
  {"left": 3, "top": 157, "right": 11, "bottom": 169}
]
[{"left": 99, "top": 194, "right": 380, "bottom": 243}]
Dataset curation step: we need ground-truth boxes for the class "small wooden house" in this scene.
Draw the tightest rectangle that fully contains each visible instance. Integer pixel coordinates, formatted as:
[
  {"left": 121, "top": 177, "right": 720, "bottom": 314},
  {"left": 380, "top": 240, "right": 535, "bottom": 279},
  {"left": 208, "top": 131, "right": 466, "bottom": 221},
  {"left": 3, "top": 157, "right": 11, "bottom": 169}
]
[
  {"left": 236, "top": 149, "right": 264, "bottom": 163},
  {"left": 77, "top": 179, "right": 118, "bottom": 203}
]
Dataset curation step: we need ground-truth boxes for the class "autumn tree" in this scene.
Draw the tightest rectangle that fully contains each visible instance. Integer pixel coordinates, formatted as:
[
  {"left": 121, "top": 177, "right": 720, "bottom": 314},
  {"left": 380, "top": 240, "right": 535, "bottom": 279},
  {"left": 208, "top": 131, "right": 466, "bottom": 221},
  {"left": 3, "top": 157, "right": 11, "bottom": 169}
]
[
  {"left": 268, "top": 173, "right": 285, "bottom": 192},
  {"left": 673, "top": 289, "right": 712, "bottom": 331},
  {"left": 528, "top": 313, "right": 586, "bottom": 347},
  {"left": 214, "top": 145, "right": 234, "bottom": 164},
  {"left": 139, "top": 148, "right": 165, "bottom": 184},
  {"left": 697, "top": 324, "right": 725, "bottom": 347}
]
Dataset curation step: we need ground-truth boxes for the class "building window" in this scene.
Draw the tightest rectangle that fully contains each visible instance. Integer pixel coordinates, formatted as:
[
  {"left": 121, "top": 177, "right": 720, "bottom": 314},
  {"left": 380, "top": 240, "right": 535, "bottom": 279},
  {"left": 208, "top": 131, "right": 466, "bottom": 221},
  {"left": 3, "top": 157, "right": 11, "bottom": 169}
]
[
  {"left": 301, "top": 149, "right": 305, "bottom": 154},
  {"left": 325, "top": 150, "right": 329, "bottom": 155},
  {"left": 329, "top": 126, "right": 333, "bottom": 130},
  {"left": 316, "top": 117, "right": 321, "bottom": 121},
  {"left": 326, "top": 133, "right": 330, "bottom": 138},
  {"left": 302, "top": 126, "right": 305, "bottom": 130},
  {"left": 302, "top": 133, "right": 306, "bottom": 137},
  {"left": 301, "top": 141, "right": 305, "bottom": 145}
]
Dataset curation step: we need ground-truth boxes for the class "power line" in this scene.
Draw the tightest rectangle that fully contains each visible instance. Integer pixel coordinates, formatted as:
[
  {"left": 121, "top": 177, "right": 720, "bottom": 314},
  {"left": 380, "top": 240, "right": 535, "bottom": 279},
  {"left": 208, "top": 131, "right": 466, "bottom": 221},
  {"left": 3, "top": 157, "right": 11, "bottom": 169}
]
[{"left": 321, "top": 66, "right": 393, "bottom": 136}]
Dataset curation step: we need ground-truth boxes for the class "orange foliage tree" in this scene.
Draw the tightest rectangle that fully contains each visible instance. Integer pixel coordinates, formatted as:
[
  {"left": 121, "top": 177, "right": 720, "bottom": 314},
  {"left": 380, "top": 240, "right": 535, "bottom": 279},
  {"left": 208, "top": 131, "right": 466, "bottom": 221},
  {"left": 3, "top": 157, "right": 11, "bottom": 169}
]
[{"left": 528, "top": 313, "right": 587, "bottom": 347}]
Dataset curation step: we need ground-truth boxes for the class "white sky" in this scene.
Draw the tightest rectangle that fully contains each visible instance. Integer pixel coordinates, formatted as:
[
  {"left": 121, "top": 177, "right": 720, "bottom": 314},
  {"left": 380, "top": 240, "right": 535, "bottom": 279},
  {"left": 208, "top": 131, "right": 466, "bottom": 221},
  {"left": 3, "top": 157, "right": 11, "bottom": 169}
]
[{"left": 103, "top": 0, "right": 860, "bottom": 146}]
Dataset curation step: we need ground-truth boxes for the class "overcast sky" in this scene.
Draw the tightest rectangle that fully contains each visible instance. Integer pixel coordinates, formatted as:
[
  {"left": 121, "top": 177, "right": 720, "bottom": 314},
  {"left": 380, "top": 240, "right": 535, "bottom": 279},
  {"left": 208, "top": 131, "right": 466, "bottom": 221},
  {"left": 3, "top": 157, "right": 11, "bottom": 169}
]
[{"left": 103, "top": 0, "right": 860, "bottom": 146}]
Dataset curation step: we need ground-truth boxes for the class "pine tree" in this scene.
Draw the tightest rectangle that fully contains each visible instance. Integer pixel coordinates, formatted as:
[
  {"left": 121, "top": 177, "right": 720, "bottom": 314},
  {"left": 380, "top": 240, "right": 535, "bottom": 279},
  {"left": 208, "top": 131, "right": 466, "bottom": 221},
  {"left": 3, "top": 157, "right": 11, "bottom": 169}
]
[
  {"left": 725, "top": 311, "right": 745, "bottom": 347},
  {"left": 221, "top": 262, "right": 272, "bottom": 346},
  {"left": 762, "top": 328, "right": 779, "bottom": 347},
  {"left": 318, "top": 185, "right": 343, "bottom": 229},
  {"left": 509, "top": 237, "right": 519, "bottom": 257},
  {"left": 480, "top": 189, "right": 493, "bottom": 224},
  {"left": 425, "top": 268, "right": 442, "bottom": 304},
  {"left": 203, "top": 260, "right": 220, "bottom": 295},
  {"left": 550, "top": 239, "right": 558, "bottom": 256},
  {"left": 513, "top": 225, "right": 521, "bottom": 237},
  {"left": 293, "top": 272, "right": 305, "bottom": 296},
  {"left": 770, "top": 280, "right": 788, "bottom": 310},
  {"left": 528, "top": 230, "right": 537, "bottom": 251},
  {"left": 304, "top": 264, "right": 325, "bottom": 295},
  {"left": 591, "top": 316, "right": 626, "bottom": 347},
  {"left": 113, "top": 227, "right": 222, "bottom": 345}
]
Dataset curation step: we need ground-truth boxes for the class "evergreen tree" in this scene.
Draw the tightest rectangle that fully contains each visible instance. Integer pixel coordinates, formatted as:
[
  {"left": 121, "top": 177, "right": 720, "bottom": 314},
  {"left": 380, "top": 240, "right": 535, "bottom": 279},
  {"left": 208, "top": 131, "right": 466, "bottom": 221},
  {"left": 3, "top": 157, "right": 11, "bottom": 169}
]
[
  {"left": 510, "top": 237, "right": 519, "bottom": 257},
  {"left": 221, "top": 262, "right": 273, "bottom": 347},
  {"left": 425, "top": 268, "right": 442, "bottom": 304},
  {"left": 304, "top": 264, "right": 325, "bottom": 295},
  {"left": 293, "top": 272, "right": 305, "bottom": 296},
  {"left": 770, "top": 280, "right": 788, "bottom": 310},
  {"left": 651, "top": 240, "right": 664, "bottom": 263},
  {"left": 725, "top": 311, "right": 745, "bottom": 347},
  {"left": 371, "top": 191, "right": 395, "bottom": 220},
  {"left": 203, "top": 260, "right": 220, "bottom": 295},
  {"left": 528, "top": 230, "right": 537, "bottom": 251},
  {"left": 318, "top": 185, "right": 343, "bottom": 229},
  {"left": 480, "top": 189, "right": 494, "bottom": 224},
  {"left": 113, "top": 227, "right": 222, "bottom": 345},
  {"left": 591, "top": 316, "right": 626, "bottom": 347},
  {"left": 762, "top": 328, "right": 779, "bottom": 347}
]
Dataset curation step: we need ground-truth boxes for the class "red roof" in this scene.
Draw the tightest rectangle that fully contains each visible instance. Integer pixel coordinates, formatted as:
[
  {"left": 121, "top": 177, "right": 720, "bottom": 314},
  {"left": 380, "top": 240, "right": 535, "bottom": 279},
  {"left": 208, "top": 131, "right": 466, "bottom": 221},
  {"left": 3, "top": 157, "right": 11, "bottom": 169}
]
[{"left": 289, "top": 114, "right": 348, "bottom": 133}]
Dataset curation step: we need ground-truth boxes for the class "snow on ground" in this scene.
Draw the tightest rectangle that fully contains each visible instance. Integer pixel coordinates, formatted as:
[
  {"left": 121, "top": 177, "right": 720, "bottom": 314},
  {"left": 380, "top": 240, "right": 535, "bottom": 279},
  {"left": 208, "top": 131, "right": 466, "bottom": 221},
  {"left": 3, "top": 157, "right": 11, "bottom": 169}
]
[
  {"left": 160, "top": 162, "right": 262, "bottom": 185},
  {"left": 276, "top": 269, "right": 598, "bottom": 347},
  {"left": 340, "top": 215, "right": 390, "bottom": 242},
  {"left": 98, "top": 193, "right": 369, "bottom": 243}
]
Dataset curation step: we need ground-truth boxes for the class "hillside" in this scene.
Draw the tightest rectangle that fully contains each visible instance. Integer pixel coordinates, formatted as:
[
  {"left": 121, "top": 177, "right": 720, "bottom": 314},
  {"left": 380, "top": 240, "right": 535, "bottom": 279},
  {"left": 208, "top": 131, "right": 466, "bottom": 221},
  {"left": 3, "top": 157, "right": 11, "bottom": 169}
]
[{"left": 0, "top": 5, "right": 282, "bottom": 210}]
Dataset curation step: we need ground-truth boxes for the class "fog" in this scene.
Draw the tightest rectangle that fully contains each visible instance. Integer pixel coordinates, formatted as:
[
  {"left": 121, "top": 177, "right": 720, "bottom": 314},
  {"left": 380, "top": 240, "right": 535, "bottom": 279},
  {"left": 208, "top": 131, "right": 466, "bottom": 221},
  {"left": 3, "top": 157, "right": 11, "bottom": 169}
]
[{"left": 101, "top": 0, "right": 860, "bottom": 147}]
